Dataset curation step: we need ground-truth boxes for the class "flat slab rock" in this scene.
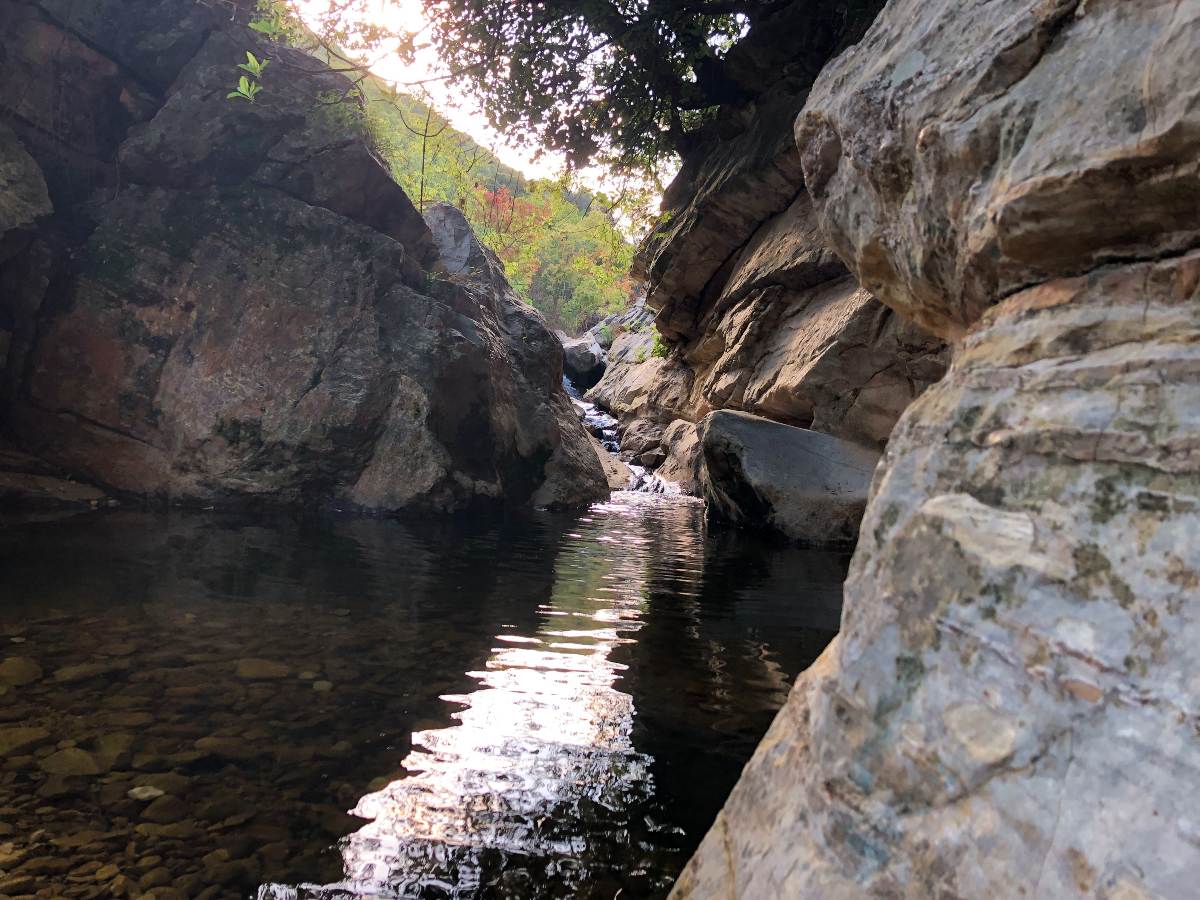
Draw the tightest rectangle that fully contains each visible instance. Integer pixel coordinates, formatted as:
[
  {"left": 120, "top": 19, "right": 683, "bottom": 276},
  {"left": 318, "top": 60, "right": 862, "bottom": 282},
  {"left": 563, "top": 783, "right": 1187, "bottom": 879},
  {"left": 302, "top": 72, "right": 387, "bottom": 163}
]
[
  {"left": 698, "top": 410, "right": 879, "bottom": 545},
  {"left": 0, "top": 444, "right": 109, "bottom": 509}
]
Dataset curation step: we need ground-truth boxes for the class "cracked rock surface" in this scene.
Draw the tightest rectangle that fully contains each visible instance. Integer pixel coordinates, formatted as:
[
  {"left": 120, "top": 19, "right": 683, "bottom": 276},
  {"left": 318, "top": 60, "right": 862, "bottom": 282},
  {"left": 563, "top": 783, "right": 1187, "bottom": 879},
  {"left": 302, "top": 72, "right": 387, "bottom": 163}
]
[
  {"left": 675, "top": 0, "right": 1200, "bottom": 895},
  {"left": 0, "top": 0, "right": 605, "bottom": 511}
]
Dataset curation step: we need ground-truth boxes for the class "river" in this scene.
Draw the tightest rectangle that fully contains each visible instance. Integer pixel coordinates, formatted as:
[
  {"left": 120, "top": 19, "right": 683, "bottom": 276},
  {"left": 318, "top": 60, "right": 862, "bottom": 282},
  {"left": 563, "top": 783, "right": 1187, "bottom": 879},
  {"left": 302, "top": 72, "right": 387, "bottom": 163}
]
[{"left": 0, "top": 495, "right": 844, "bottom": 898}]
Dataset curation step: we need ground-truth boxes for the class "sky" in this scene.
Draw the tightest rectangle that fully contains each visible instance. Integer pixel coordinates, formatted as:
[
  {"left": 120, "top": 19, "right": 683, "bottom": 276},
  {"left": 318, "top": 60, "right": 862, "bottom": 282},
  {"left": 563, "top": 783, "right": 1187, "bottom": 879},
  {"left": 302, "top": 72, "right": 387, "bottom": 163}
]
[{"left": 298, "top": 0, "right": 568, "bottom": 180}]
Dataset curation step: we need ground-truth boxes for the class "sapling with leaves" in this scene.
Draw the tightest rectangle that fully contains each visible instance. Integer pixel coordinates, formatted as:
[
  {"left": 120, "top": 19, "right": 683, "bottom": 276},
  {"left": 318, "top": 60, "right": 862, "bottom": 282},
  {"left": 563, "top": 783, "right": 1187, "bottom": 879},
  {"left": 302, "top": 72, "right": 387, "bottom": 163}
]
[{"left": 228, "top": 51, "right": 269, "bottom": 102}]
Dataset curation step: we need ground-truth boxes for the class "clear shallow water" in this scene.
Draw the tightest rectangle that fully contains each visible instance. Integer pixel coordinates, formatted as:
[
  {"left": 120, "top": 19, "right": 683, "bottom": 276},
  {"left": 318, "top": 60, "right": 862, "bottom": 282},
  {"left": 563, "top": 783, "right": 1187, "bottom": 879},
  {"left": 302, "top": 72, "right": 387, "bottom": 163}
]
[{"left": 0, "top": 494, "right": 845, "bottom": 898}]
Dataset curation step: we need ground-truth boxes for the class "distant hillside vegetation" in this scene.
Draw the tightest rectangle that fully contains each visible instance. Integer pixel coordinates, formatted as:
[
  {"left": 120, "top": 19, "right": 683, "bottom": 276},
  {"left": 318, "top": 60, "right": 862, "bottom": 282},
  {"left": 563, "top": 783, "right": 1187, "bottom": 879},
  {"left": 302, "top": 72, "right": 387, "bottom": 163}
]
[{"left": 358, "top": 80, "right": 637, "bottom": 335}]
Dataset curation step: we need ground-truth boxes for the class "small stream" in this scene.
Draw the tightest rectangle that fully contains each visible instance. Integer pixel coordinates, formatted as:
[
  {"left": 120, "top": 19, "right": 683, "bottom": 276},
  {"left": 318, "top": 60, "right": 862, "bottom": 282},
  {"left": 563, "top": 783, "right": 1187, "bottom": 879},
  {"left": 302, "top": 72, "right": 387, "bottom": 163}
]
[
  {"left": 563, "top": 378, "right": 677, "bottom": 495},
  {"left": 0, "top": 488, "right": 844, "bottom": 899}
]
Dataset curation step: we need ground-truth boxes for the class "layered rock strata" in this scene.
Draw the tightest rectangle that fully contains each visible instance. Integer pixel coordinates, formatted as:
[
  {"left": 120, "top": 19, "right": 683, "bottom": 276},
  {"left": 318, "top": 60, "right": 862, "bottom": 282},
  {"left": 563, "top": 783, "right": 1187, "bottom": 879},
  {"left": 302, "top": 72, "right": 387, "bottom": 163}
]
[
  {"left": 0, "top": 0, "right": 605, "bottom": 511},
  {"left": 591, "top": 12, "right": 946, "bottom": 501},
  {"left": 674, "top": 0, "right": 1200, "bottom": 895}
]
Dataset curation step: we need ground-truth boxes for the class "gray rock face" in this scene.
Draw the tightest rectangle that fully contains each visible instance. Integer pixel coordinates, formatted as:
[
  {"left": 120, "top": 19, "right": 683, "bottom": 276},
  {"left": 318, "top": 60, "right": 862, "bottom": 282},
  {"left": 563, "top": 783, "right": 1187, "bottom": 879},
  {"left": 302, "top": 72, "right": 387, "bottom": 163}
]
[
  {"left": 676, "top": 253, "right": 1200, "bottom": 899},
  {"left": 0, "top": 3, "right": 606, "bottom": 511},
  {"left": 0, "top": 124, "right": 51, "bottom": 241},
  {"left": 675, "top": 0, "right": 1200, "bottom": 895},
  {"left": 796, "top": 0, "right": 1200, "bottom": 341},
  {"left": 602, "top": 0, "right": 936, "bottom": 498},
  {"left": 698, "top": 411, "right": 879, "bottom": 546},
  {"left": 681, "top": 193, "right": 945, "bottom": 447},
  {"left": 591, "top": 190, "right": 944, "bottom": 493}
]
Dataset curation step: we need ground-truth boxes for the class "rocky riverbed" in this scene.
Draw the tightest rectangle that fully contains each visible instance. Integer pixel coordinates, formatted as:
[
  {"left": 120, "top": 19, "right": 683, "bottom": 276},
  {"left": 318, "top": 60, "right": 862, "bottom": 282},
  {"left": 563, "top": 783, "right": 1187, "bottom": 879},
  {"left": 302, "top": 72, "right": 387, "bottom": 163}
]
[{"left": 0, "top": 501, "right": 845, "bottom": 898}]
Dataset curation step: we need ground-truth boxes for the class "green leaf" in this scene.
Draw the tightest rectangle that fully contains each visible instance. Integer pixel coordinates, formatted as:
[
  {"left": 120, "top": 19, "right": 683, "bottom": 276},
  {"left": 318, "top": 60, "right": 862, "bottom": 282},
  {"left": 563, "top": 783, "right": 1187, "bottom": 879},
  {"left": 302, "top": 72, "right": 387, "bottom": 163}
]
[
  {"left": 239, "top": 75, "right": 251, "bottom": 93},
  {"left": 227, "top": 91, "right": 248, "bottom": 101}
]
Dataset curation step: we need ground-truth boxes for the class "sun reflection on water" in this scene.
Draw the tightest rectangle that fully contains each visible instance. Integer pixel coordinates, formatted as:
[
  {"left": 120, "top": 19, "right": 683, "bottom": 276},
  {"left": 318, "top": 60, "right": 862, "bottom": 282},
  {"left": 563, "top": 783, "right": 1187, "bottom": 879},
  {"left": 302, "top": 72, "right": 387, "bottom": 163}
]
[{"left": 273, "top": 495, "right": 699, "bottom": 898}]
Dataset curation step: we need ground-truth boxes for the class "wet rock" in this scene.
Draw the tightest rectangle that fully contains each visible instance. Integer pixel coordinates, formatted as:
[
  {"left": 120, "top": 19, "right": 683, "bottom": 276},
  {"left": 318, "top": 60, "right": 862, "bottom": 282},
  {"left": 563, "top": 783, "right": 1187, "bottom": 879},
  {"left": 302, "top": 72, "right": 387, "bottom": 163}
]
[
  {"left": 140, "top": 795, "right": 188, "bottom": 825},
  {"left": 127, "top": 786, "right": 164, "bottom": 802},
  {"left": 53, "top": 662, "right": 125, "bottom": 683},
  {"left": 138, "top": 866, "right": 172, "bottom": 888},
  {"left": 135, "top": 821, "right": 198, "bottom": 840},
  {"left": 561, "top": 335, "right": 607, "bottom": 391},
  {"left": 93, "top": 732, "right": 135, "bottom": 771},
  {"left": 0, "top": 726, "right": 50, "bottom": 757},
  {"left": 592, "top": 440, "right": 634, "bottom": 492},
  {"left": 234, "top": 659, "right": 291, "bottom": 680},
  {"left": 131, "top": 773, "right": 191, "bottom": 796},
  {"left": 39, "top": 748, "right": 102, "bottom": 776},
  {"left": 193, "top": 736, "right": 266, "bottom": 762},
  {"left": 698, "top": 410, "right": 880, "bottom": 545},
  {"left": 0, "top": 873, "right": 36, "bottom": 894},
  {"left": 0, "top": 657, "right": 42, "bottom": 687}
]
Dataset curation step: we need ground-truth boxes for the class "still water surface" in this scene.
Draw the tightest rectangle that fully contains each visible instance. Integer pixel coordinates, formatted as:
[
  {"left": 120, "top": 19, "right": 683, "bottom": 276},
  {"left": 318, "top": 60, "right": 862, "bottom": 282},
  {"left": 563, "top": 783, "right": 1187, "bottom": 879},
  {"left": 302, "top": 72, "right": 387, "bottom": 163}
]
[{"left": 0, "top": 494, "right": 845, "bottom": 898}]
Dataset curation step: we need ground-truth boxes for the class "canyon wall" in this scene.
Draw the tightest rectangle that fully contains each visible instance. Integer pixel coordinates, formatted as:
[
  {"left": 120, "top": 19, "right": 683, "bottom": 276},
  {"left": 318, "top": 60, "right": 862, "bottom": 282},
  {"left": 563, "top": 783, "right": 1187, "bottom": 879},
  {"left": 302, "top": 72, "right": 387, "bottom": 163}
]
[
  {"left": 0, "top": 0, "right": 606, "bottom": 511},
  {"left": 589, "top": 1, "right": 946, "bottom": 520},
  {"left": 675, "top": 0, "right": 1200, "bottom": 895}
]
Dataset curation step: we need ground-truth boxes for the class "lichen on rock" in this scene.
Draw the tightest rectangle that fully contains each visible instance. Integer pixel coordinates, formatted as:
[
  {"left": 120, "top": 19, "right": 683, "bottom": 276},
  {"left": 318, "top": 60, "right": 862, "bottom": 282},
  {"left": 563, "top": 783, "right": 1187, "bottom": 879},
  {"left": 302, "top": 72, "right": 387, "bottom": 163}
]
[{"left": 675, "top": 0, "right": 1200, "bottom": 894}]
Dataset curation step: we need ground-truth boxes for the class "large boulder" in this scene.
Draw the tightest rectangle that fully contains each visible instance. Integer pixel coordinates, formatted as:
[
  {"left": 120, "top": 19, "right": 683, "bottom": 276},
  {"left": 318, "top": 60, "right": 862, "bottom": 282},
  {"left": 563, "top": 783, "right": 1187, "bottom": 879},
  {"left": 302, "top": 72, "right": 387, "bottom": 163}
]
[
  {"left": 588, "top": 298, "right": 655, "bottom": 350},
  {"left": 675, "top": 0, "right": 1200, "bottom": 896},
  {"left": 586, "top": 330, "right": 695, "bottom": 428},
  {"left": 698, "top": 410, "right": 880, "bottom": 546},
  {"left": 655, "top": 420, "right": 702, "bottom": 495},
  {"left": 0, "top": 2, "right": 606, "bottom": 512},
  {"left": 561, "top": 335, "right": 606, "bottom": 391},
  {"left": 796, "top": 0, "right": 1200, "bottom": 341}
]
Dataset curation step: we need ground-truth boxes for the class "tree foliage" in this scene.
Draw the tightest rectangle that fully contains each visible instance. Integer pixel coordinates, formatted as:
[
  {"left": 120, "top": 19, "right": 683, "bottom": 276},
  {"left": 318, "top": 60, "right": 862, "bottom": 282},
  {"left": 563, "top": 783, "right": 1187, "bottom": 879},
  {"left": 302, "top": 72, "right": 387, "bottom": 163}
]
[
  {"left": 418, "top": 0, "right": 761, "bottom": 173},
  {"left": 238, "top": 1, "right": 645, "bottom": 332},
  {"left": 263, "top": 1, "right": 810, "bottom": 174},
  {"left": 358, "top": 87, "right": 637, "bottom": 332}
]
